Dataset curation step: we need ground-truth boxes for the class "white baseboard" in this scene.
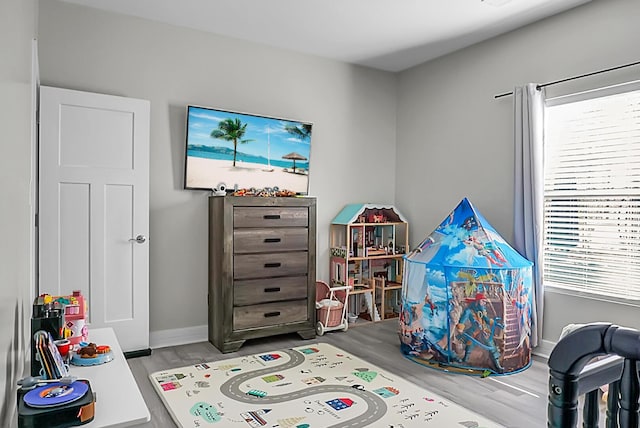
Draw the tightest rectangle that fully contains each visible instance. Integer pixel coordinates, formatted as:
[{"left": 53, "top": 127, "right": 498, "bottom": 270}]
[
  {"left": 533, "top": 339, "right": 557, "bottom": 360},
  {"left": 150, "top": 325, "right": 208, "bottom": 350}
]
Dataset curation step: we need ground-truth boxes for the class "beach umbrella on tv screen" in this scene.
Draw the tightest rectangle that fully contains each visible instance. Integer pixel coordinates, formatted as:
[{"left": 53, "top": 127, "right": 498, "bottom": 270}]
[{"left": 282, "top": 152, "right": 307, "bottom": 173}]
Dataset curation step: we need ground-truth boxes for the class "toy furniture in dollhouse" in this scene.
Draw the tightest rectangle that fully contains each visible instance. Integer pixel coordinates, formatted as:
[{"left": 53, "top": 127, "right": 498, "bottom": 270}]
[
  {"left": 330, "top": 204, "right": 409, "bottom": 323},
  {"left": 375, "top": 276, "right": 403, "bottom": 320}
]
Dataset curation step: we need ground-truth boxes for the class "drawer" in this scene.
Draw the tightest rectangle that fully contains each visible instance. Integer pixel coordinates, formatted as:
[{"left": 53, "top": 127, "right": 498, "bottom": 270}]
[
  {"left": 234, "top": 276, "right": 308, "bottom": 306},
  {"left": 234, "top": 207, "right": 308, "bottom": 228},
  {"left": 233, "top": 300, "right": 308, "bottom": 330},
  {"left": 234, "top": 228, "right": 308, "bottom": 254},
  {"left": 234, "top": 252, "right": 308, "bottom": 279}
]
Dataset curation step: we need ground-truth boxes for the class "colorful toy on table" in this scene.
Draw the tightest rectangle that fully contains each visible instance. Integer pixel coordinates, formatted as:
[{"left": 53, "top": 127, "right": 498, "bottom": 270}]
[
  {"left": 71, "top": 342, "right": 113, "bottom": 366},
  {"left": 16, "top": 375, "right": 96, "bottom": 427},
  {"left": 54, "top": 339, "right": 72, "bottom": 360},
  {"left": 55, "top": 291, "right": 88, "bottom": 346},
  {"left": 34, "top": 291, "right": 89, "bottom": 345},
  {"left": 77, "top": 343, "right": 110, "bottom": 358}
]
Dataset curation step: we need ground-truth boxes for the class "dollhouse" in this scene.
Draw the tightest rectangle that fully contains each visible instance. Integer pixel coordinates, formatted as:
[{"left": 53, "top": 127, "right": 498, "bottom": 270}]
[{"left": 330, "top": 204, "right": 409, "bottom": 324}]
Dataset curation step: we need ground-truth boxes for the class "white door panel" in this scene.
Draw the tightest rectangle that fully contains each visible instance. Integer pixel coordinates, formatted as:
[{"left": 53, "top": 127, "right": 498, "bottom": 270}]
[
  {"left": 59, "top": 105, "right": 135, "bottom": 169},
  {"left": 39, "top": 86, "right": 150, "bottom": 352},
  {"left": 104, "top": 184, "right": 134, "bottom": 322},
  {"left": 59, "top": 182, "right": 90, "bottom": 306}
]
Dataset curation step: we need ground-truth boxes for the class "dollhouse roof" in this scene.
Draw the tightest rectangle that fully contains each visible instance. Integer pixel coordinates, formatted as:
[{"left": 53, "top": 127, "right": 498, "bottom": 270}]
[
  {"left": 405, "top": 198, "right": 532, "bottom": 268},
  {"left": 331, "top": 203, "right": 408, "bottom": 225}
]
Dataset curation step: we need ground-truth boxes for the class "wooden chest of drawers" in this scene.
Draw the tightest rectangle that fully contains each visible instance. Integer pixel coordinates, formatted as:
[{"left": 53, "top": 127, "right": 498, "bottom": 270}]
[{"left": 208, "top": 196, "right": 317, "bottom": 353}]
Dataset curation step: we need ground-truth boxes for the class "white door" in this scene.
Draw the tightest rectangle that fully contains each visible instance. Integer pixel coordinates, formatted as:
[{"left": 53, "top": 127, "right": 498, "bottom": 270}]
[{"left": 39, "top": 86, "right": 150, "bottom": 353}]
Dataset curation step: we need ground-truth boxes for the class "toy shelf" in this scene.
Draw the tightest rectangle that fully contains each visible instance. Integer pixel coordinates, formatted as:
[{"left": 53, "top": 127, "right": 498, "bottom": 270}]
[{"left": 329, "top": 204, "right": 409, "bottom": 324}]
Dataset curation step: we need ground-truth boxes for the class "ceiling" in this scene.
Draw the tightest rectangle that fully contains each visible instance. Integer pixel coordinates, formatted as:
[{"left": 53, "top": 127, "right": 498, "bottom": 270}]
[{"left": 60, "top": 0, "right": 592, "bottom": 72}]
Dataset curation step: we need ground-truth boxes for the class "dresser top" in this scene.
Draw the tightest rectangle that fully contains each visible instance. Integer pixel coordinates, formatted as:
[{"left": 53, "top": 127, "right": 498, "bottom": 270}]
[{"left": 211, "top": 196, "right": 316, "bottom": 207}]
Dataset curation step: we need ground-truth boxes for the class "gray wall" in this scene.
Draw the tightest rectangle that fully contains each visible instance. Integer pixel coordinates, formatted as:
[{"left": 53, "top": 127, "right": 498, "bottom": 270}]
[
  {"left": 38, "top": 0, "right": 397, "bottom": 336},
  {"left": 0, "top": 0, "right": 37, "bottom": 425},
  {"left": 396, "top": 0, "right": 640, "bottom": 347}
]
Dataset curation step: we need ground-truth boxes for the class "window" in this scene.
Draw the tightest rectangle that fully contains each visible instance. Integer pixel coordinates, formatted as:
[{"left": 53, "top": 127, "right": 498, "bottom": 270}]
[{"left": 544, "top": 81, "right": 640, "bottom": 300}]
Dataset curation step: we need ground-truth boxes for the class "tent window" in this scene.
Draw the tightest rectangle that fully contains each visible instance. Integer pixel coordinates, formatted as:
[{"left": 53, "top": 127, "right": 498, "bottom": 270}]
[{"left": 543, "top": 81, "right": 640, "bottom": 300}]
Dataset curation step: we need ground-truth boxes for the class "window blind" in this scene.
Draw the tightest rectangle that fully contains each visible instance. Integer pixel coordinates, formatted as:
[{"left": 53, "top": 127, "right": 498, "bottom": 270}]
[{"left": 544, "top": 85, "right": 640, "bottom": 300}]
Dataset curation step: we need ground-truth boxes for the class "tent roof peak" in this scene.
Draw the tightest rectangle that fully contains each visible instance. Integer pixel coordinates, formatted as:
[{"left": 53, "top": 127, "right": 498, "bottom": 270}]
[{"left": 406, "top": 197, "right": 532, "bottom": 268}]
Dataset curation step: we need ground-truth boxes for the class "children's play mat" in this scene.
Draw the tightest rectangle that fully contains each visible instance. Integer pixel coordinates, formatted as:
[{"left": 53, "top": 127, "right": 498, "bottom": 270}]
[{"left": 149, "top": 343, "right": 502, "bottom": 428}]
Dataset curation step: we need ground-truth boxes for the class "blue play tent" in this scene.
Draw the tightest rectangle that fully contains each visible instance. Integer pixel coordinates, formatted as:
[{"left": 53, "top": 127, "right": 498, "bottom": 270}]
[{"left": 399, "top": 198, "right": 533, "bottom": 375}]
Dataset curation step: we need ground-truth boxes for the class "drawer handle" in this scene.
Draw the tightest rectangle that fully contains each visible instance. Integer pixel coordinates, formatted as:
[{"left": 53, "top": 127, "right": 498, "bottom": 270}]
[
  {"left": 263, "top": 214, "right": 281, "bottom": 220},
  {"left": 264, "top": 287, "right": 281, "bottom": 293},
  {"left": 264, "top": 238, "right": 281, "bottom": 243},
  {"left": 264, "top": 311, "right": 281, "bottom": 318},
  {"left": 264, "top": 262, "right": 282, "bottom": 268}
]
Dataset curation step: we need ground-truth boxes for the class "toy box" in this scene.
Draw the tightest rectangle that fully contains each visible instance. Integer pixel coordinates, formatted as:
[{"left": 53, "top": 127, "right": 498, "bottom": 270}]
[{"left": 35, "top": 291, "right": 88, "bottom": 345}]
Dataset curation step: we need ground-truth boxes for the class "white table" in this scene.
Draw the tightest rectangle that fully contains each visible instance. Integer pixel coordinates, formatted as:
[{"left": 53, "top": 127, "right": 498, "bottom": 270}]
[{"left": 68, "top": 328, "right": 150, "bottom": 427}]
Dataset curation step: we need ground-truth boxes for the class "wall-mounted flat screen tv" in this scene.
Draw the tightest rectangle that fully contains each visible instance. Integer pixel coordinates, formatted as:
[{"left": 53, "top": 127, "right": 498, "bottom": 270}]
[{"left": 184, "top": 105, "right": 313, "bottom": 194}]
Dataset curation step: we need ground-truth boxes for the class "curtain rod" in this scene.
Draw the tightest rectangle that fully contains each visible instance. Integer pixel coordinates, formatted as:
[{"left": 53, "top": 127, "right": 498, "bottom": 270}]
[{"left": 493, "top": 60, "right": 640, "bottom": 99}]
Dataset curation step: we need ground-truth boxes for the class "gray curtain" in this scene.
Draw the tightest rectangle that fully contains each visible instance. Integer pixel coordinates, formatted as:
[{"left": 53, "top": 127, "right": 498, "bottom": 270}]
[{"left": 513, "top": 83, "right": 545, "bottom": 348}]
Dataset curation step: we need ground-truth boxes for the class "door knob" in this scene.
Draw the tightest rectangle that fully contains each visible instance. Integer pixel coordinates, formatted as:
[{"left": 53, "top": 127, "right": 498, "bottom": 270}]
[{"left": 129, "top": 235, "right": 147, "bottom": 244}]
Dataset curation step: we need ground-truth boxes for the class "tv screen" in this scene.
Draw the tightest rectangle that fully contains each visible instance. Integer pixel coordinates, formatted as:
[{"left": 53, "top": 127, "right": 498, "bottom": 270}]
[{"left": 184, "top": 105, "right": 313, "bottom": 194}]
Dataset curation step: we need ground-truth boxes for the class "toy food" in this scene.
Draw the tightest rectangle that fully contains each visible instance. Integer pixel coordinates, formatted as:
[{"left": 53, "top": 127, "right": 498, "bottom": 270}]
[
  {"left": 96, "top": 345, "right": 111, "bottom": 354},
  {"left": 77, "top": 343, "right": 98, "bottom": 358}
]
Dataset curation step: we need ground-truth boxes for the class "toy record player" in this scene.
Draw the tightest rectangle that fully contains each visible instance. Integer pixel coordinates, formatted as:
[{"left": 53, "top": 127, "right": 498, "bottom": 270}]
[{"left": 17, "top": 379, "right": 95, "bottom": 428}]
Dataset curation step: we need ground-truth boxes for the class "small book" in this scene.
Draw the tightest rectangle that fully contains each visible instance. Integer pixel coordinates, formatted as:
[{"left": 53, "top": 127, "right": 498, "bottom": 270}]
[{"left": 34, "top": 330, "right": 69, "bottom": 380}]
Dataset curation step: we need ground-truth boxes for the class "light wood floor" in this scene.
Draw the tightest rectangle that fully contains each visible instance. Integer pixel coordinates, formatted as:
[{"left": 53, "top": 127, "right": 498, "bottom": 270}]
[{"left": 127, "top": 320, "right": 551, "bottom": 427}]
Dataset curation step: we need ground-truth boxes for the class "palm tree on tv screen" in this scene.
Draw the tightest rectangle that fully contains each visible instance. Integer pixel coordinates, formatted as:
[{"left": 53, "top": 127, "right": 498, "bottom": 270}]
[
  {"left": 284, "top": 123, "right": 312, "bottom": 141},
  {"left": 210, "top": 118, "right": 253, "bottom": 167}
]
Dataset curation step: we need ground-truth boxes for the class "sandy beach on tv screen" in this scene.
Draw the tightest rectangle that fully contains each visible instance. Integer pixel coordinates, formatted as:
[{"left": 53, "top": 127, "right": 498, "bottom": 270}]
[{"left": 186, "top": 157, "right": 308, "bottom": 193}]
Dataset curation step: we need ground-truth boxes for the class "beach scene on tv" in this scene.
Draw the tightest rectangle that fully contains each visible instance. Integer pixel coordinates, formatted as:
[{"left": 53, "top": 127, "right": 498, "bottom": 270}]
[{"left": 185, "top": 106, "right": 312, "bottom": 194}]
